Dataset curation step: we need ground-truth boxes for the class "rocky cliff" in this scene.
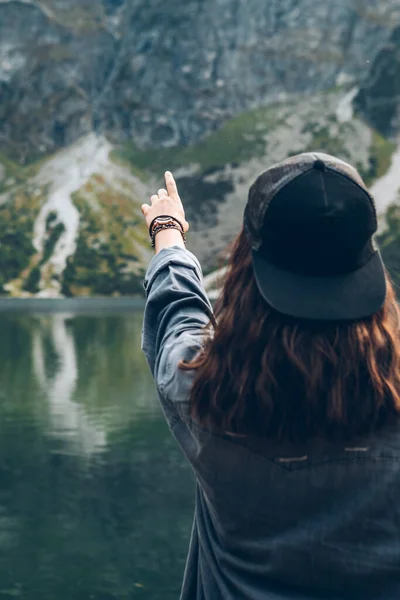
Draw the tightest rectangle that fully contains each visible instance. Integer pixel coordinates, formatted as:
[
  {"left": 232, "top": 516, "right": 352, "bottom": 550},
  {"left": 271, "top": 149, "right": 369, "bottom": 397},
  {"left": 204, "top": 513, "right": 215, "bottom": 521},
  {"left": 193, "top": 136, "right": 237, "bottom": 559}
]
[
  {"left": 1, "top": 0, "right": 400, "bottom": 297},
  {"left": 1, "top": 0, "right": 399, "bottom": 161},
  {"left": 355, "top": 24, "right": 400, "bottom": 137}
]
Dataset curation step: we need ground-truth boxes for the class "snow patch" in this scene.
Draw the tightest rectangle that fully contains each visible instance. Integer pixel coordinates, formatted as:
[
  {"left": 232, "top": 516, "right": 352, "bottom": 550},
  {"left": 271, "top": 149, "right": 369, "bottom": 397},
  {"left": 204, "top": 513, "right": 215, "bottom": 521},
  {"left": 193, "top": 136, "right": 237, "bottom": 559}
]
[
  {"left": 336, "top": 72, "right": 355, "bottom": 87},
  {"left": 0, "top": 42, "right": 26, "bottom": 83},
  {"left": 336, "top": 87, "right": 358, "bottom": 123},
  {"left": 33, "top": 134, "right": 112, "bottom": 277},
  {"left": 371, "top": 139, "right": 400, "bottom": 226},
  {"left": 32, "top": 314, "right": 106, "bottom": 456},
  {"left": 0, "top": 0, "right": 56, "bottom": 21}
]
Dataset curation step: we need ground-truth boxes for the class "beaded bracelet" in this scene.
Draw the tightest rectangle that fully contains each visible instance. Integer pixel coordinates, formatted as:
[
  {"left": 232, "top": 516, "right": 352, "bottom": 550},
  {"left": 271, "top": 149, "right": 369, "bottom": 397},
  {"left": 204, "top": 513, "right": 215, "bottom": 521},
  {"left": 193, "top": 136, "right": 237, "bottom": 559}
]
[
  {"left": 149, "top": 215, "right": 185, "bottom": 237},
  {"left": 149, "top": 215, "right": 187, "bottom": 249},
  {"left": 151, "top": 223, "right": 187, "bottom": 249}
]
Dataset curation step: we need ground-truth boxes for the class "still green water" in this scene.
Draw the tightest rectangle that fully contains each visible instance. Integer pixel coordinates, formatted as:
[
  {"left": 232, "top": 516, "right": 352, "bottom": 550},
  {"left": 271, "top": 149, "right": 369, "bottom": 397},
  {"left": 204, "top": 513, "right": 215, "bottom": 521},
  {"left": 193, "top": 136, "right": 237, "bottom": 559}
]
[{"left": 0, "top": 310, "right": 194, "bottom": 600}]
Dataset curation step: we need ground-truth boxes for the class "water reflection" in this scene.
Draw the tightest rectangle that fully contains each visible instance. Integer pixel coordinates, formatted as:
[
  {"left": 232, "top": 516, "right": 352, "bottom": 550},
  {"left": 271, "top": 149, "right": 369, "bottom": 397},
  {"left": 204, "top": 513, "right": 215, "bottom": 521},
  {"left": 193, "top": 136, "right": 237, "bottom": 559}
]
[
  {"left": 0, "top": 311, "right": 193, "bottom": 600},
  {"left": 32, "top": 314, "right": 106, "bottom": 456}
]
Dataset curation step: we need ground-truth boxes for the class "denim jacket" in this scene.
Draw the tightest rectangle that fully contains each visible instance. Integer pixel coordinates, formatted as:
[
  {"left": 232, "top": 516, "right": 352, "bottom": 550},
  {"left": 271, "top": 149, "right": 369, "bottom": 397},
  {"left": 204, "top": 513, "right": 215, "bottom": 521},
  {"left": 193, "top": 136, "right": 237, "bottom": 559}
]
[{"left": 141, "top": 245, "right": 400, "bottom": 600}]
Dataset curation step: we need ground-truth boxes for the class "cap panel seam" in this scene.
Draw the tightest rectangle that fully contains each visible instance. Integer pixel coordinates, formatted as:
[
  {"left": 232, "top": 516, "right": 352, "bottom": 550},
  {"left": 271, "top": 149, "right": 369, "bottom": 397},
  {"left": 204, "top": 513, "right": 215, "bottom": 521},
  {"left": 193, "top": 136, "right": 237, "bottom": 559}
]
[
  {"left": 256, "top": 166, "right": 314, "bottom": 238},
  {"left": 255, "top": 166, "right": 332, "bottom": 248},
  {"left": 319, "top": 171, "right": 328, "bottom": 207},
  {"left": 324, "top": 166, "right": 377, "bottom": 224}
]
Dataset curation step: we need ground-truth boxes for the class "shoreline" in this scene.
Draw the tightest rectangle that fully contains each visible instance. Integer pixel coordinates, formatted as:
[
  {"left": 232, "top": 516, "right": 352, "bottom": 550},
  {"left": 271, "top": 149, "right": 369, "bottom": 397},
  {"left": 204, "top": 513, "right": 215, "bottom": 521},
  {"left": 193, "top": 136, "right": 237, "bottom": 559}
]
[
  {"left": 0, "top": 297, "right": 147, "bottom": 313},
  {"left": 0, "top": 295, "right": 217, "bottom": 313}
]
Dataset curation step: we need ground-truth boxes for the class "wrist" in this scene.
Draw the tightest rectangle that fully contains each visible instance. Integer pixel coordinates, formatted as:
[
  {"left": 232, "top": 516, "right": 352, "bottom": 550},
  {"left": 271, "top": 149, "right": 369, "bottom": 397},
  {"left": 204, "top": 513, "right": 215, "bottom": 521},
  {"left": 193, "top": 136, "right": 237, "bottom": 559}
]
[{"left": 154, "top": 227, "right": 186, "bottom": 253}]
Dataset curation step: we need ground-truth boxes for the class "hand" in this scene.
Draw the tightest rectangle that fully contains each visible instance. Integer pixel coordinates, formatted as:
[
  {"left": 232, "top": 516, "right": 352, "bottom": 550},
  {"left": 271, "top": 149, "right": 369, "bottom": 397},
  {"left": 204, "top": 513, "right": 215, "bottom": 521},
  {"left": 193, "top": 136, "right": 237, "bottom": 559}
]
[{"left": 141, "top": 171, "right": 190, "bottom": 234}]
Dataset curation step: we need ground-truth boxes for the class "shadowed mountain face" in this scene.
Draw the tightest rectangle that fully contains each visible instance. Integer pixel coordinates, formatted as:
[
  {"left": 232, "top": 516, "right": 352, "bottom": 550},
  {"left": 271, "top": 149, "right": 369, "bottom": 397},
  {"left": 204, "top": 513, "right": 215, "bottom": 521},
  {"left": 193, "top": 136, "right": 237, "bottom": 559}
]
[
  {"left": 354, "top": 26, "right": 400, "bottom": 138},
  {"left": 0, "top": 0, "right": 399, "bottom": 162}
]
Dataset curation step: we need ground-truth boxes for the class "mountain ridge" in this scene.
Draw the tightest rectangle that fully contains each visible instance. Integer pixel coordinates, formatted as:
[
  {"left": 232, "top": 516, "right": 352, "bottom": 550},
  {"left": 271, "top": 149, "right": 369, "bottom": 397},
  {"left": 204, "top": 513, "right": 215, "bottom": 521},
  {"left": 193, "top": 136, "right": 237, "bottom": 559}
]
[
  {"left": 1, "top": 0, "right": 399, "bottom": 161},
  {"left": 1, "top": 0, "right": 400, "bottom": 297}
]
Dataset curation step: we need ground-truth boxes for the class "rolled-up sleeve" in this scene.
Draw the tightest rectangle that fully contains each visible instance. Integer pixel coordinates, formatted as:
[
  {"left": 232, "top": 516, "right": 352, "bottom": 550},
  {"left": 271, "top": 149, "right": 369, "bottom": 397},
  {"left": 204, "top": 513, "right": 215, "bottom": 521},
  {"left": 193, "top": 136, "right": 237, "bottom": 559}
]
[{"left": 141, "top": 245, "right": 215, "bottom": 406}]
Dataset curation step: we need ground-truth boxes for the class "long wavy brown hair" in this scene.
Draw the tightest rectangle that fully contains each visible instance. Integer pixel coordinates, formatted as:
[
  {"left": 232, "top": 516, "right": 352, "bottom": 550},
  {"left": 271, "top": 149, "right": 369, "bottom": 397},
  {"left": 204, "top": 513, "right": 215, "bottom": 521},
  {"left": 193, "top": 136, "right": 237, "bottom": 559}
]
[{"left": 178, "top": 227, "right": 400, "bottom": 442}]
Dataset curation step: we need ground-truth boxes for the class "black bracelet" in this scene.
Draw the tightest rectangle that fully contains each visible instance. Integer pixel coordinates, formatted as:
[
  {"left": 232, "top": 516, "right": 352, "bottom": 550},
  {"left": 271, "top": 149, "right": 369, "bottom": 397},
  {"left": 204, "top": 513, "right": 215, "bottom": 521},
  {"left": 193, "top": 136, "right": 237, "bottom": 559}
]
[{"left": 148, "top": 215, "right": 185, "bottom": 237}]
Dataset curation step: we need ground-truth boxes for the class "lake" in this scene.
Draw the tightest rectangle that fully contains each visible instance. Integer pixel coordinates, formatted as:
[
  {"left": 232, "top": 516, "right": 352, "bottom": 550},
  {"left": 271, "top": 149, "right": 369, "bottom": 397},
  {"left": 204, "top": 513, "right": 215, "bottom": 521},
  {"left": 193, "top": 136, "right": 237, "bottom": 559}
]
[{"left": 0, "top": 307, "right": 195, "bottom": 600}]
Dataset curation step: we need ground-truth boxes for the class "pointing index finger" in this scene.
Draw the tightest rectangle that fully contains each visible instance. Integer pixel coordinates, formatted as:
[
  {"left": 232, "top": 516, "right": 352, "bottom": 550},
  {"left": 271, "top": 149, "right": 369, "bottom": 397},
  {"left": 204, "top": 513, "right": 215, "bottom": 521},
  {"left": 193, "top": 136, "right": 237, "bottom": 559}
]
[{"left": 165, "top": 171, "right": 178, "bottom": 199}]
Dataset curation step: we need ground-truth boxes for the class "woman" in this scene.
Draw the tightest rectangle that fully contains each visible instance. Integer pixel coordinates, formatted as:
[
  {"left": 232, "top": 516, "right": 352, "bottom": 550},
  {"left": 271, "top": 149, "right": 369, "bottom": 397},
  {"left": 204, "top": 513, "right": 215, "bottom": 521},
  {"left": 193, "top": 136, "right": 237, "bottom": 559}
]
[{"left": 140, "top": 153, "right": 400, "bottom": 600}]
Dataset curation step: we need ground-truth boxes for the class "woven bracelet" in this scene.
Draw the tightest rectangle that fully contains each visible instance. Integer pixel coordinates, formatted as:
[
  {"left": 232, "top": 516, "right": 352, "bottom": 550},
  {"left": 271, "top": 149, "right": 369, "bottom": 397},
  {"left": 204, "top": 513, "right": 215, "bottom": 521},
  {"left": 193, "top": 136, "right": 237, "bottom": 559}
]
[
  {"left": 151, "top": 223, "right": 187, "bottom": 248},
  {"left": 149, "top": 215, "right": 185, "bottom": 237}
]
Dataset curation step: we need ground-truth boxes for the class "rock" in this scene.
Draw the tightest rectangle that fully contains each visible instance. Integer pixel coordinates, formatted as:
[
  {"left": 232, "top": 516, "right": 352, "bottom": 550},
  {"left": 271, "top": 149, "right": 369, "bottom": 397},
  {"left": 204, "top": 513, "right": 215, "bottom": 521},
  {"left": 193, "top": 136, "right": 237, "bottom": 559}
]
[
  {"left": 354, "top": 26, "right": 400, "bottom": 137},
  {"left": 0, "top": 0, "right": 399, "bottom": 161},
  {"left": 0, "top": 1, "right": 399, "bottom": 298}
]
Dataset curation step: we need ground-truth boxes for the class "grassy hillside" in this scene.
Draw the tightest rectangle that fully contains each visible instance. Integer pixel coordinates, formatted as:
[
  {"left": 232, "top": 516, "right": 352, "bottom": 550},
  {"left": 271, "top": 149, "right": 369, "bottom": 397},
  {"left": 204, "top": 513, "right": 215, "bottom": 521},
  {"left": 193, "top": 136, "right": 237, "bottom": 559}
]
[
  {"left": 0, "top": 87, "right": 398, "bottom": 297},
  {"left": 62, "top": 174, "right": 148, "bottom": 297},
  {"left": 377, "top": 202, "right": 400, "bottom": 291}
]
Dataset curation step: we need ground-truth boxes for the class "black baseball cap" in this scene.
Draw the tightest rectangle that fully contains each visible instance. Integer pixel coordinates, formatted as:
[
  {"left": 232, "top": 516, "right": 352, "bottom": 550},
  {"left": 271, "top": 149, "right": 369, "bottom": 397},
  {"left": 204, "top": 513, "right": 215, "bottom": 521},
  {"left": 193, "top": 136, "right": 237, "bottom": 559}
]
[{"left": 243, "top": 152, "right": 387, "bottom": 321}]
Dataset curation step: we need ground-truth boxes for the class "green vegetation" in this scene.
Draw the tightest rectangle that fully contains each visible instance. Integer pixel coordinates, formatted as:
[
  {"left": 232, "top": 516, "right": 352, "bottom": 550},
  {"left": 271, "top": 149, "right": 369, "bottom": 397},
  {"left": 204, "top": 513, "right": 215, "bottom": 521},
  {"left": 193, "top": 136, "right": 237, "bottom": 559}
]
[
  {"left": 31, "top": 44, "right": 73, "bottom": 63},
  {"left": 40, "top": 1, "right": 104, "bottom": 33},
  {"left": 21, "top": 210, "right": 66, "bottom": 294},
  {"left": 62, "top": 178, "right": 148, "bottom": 296},
  {"left": 0, "top": 89, "right": 396, "bottom": 297},
  {"left": 114, "top": 104, "right": 281, "bottom": 176},
  {"left": 23, "top": 266, "right": 41, "bottom": 294},
  {"left": 109, "top": 152, "right": 150, "bottom": 183},
  {"left": 296, "top": 119, "right": 351, "bottom": 161},
  {"left": 0, "top": 153, "right": 44, "bottom": 193},
  {"left": 0, "top": 193, "right": 38, "bottom": 294},
  {"left": 307, "top": 126, "right": 349, "bottom": 158},
  {"left": 297, "top": 121, "right": 395, "bottom": 188},
  {"left": 376, "top": 202, "right": 400, "bottom": 291},
  {"left": 360, "top": 131, "right": 396, "bottom": 186},
  {"left": 48, "top": 45, "right": 74, "bottom": 61},
  {"left": 0, "top": 166, "right": 151, "bottom": 296},
  {"left": 353, "top": 4, "right": 392, "bottom": 27},
  {"left": 40, "top": 215, "right": 65, "bottom": 266}
]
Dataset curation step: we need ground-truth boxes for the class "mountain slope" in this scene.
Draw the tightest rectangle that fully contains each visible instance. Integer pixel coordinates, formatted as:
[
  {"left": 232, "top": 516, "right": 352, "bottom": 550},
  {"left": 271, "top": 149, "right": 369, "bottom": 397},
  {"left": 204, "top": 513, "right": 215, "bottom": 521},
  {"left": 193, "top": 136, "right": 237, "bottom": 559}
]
[
  {"left": 0, "top": 135, "right": 154, "bottom": 297},
  {"left": 1, "top": 0, "right": 399, "bottom": 161},
  {"left": 0, "top": 86, "right": 398, "bottom": 298},
  {"left": 1, "top": 0, "right": 400, "bottom": 297}
]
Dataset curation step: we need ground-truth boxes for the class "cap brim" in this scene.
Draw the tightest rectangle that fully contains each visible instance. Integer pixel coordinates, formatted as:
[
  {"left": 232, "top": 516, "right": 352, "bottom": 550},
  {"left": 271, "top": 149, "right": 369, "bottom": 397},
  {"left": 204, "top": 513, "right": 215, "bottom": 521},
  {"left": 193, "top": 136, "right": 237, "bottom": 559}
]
[{"left": 252, "top": 249, "right": 387, "bottom": 321}]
